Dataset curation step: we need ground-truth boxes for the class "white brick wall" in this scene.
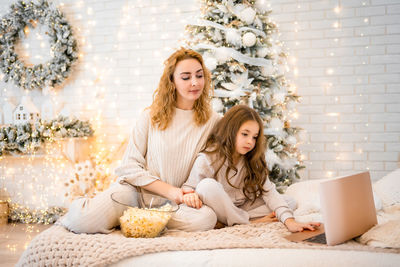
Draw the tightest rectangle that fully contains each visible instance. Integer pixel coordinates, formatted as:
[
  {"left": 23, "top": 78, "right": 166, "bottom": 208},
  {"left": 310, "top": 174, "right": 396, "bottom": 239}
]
[
  {"left": 0, "top": 0, "right": 399, "bottom": 209},
  {"left": 0, "top": 0, "right": 200, "bottom": 207},
  {"left": 270, "top": 0, "right": 400, "bottom": 181}
]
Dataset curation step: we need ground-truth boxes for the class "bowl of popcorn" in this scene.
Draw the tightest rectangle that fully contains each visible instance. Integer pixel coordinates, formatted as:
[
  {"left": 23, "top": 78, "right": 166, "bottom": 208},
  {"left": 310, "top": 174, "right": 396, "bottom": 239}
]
[{"left": 111, "top": 191, "right": 179, "bottom": 238}]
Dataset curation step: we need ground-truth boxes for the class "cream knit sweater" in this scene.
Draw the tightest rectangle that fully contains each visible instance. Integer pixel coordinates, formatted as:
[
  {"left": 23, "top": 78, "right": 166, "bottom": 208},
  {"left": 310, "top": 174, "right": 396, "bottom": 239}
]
[{"left": 115, "top": 108, "right": 220, "bottom": 188}]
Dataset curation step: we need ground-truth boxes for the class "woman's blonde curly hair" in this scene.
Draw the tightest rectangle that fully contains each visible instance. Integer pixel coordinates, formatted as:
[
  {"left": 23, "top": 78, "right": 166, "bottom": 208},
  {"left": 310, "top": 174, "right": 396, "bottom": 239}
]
[{"left": 149, "top": 48, "right": 213, "bottom": 130}]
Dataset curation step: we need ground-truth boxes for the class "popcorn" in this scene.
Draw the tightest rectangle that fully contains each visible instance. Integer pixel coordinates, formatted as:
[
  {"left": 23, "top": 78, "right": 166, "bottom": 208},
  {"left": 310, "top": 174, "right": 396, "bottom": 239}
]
[{"left": 120, "top": 204, "right": 174, "bottom": 238}]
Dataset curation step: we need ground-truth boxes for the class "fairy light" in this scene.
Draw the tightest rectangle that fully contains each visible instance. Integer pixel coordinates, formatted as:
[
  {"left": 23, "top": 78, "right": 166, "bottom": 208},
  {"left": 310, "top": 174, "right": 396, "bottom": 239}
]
[
  {"left": 75, "top": 1, "right": 84, "bottom": 8},
  {"left": 333, "top": 21, "right": 340, "bottom": 28},
  {"left": 1, "top": 0, "right": 192, "bottom": 228},
  {"left": 326, "top": 68, "right": 334, "bottom": 75},
  {"left": 327, "top": 112, "right": 339, "bottom": 117}
]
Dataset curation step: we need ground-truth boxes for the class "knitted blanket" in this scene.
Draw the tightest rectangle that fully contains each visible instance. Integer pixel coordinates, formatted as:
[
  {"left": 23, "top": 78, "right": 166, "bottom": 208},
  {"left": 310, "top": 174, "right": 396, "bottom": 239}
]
[{"left": 17, "top": 222, "right": 399, "bottom": 267}]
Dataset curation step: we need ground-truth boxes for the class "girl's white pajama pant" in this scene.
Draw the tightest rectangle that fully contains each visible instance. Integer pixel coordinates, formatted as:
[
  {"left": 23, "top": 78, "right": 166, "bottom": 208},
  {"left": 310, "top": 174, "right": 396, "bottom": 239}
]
[{"left": 195, "top": 178, "right": 297, "bottom": 226}]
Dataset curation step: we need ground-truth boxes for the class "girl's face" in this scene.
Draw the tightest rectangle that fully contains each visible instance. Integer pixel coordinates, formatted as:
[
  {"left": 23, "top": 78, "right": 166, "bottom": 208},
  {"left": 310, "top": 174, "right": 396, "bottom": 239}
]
[
  {"left": 235, "top": 120, "right": 259, "bottom": 156},
  {"left": 172, "top": 58, "right": 205, "bottom": 110}
]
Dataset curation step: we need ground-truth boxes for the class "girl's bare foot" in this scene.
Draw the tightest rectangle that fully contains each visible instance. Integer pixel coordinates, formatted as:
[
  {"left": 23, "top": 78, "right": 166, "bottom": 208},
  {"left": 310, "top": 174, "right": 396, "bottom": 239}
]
[
  {"left": 214, "top": 221, "right": 225, "bottom": 229},
  {"left": 250, "top": 212, "right": 278, "bottom": 224}
]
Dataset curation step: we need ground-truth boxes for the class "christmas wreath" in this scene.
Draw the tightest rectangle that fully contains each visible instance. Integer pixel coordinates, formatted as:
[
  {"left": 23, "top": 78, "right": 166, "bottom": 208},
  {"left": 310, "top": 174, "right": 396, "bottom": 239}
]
[{"left": 0, "top": 0, "right": 78, "bottom": 90}]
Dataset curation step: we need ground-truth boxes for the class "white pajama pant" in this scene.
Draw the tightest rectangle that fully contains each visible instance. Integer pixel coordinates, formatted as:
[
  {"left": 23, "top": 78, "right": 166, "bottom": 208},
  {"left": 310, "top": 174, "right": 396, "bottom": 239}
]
[
  {"left": 59, "top": 182, "right": 217, "bottom": 234},
  {"left": 195, "top": 178, "right": 296, "bottom": 226}
]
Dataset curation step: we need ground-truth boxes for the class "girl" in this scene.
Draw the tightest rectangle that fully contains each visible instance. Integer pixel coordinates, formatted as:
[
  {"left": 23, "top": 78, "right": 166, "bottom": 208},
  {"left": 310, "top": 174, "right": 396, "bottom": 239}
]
[
  {"left": 60, "top": 48, "right": 221, "bottom": 234},
  {"left": 182, "top": 105, "right": 320, "bottom": 232}
]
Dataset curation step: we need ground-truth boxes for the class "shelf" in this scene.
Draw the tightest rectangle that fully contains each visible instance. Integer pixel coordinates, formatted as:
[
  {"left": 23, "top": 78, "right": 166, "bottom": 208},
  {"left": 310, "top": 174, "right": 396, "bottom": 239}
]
[
  {"left": 0, "top": 154, "right": 65, "bottom": 159},
  {"left": 0, "top": 137, "right": 92, "bottom": 162}
]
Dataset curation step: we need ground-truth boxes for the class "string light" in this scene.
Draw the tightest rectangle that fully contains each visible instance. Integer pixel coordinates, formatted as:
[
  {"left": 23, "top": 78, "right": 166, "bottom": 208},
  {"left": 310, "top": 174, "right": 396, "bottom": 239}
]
[
  {"left": 0, "top": 0, "right": 131, "bottom": 228},
  {"left": 6, "top": 0, "right": 369, "bottom": 227},
  {"left": 327, "top": 112, "right": 339, "bottom": 117},
  {"left": 333, "top": 21, "right": 340, "bottom": 28}
]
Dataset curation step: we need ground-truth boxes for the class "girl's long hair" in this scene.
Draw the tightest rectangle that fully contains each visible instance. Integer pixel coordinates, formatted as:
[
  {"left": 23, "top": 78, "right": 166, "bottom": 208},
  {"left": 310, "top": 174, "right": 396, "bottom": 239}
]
[
  {"left": 203, "top": 105, "right": 268, "bottom": 202},
  {"left": 149, "top": 48, "right": 213, "bottom": 130}
]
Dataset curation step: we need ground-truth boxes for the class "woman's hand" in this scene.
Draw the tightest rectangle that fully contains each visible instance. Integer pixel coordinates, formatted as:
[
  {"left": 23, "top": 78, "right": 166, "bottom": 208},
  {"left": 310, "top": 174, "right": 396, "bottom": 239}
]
[
  {"left": 142, "top": 180, "right": 187, "bottom": 205},
  {"left": 182, "top": 192, "right": 203, "bottom": 209},
  {"left": 284, "top": 218, "right": 321, "bottom": 233},
  {"left": 167, "top": 187, "right": 185, "bottom": 205}
]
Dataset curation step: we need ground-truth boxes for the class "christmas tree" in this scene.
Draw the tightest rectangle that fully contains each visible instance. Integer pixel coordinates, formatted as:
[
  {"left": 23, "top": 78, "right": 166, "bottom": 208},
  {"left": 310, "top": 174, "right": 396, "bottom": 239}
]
[{"left": 186, "top": 0, "right": 304, "bottom": 191}]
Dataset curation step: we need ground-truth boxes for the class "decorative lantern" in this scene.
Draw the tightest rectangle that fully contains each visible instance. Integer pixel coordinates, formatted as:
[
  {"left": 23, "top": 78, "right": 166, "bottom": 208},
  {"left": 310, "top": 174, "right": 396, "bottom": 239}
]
[
  {"left": 0, "top": 189, "right": 9, "bottom": 225},
  {"left": 0, "top": 201, "right": 8, "bottom": 225}
]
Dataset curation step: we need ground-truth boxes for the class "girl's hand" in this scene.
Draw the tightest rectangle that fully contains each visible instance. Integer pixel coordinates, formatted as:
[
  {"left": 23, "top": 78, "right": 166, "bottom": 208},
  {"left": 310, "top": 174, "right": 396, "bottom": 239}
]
[
  {"left": 182, "top": 192, "right": 203, "bottom": 209},
  {"left": 284, "top": 218, "right": 321, "bottom": 233}
]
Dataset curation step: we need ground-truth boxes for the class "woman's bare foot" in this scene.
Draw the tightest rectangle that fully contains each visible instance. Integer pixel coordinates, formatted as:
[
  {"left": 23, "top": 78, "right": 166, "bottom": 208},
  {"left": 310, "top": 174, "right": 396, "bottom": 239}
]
[
  {"left": 214, "top": 221, "right": 225, "bottom": 229},
  {"left": 250, "top": 212, "right": 278, "bottom": 224}
]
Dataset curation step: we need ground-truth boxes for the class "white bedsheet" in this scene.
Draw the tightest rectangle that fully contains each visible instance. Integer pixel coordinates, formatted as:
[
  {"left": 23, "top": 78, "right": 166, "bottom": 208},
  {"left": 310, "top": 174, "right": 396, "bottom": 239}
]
[
  {"left": 110, "top": 248, "right": 400, "bottom": 267},
  {"left": 109, "top": 206, "right": 400, "bottom": 267}
]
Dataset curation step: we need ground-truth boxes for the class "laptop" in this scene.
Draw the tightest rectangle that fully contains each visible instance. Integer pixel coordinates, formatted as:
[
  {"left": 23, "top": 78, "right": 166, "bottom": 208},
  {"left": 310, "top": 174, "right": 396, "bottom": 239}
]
[{"left": 285, "top": 171, "right": 377, "bottom": 246}]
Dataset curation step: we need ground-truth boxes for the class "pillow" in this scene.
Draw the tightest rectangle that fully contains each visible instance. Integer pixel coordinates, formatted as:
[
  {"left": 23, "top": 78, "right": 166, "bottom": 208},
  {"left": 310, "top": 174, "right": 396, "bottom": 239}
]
[
  {"left": 373, "top": 168, "right": 400, "bottom": 207},
  {"left": 285, "top": 178, "right": 383, "bottom": 216},
  {"left": 359, "top": 220, "right": 400, "bottom": 248},
  {"left": 285, "top": 179, "right": 324, "bottom": 216}
]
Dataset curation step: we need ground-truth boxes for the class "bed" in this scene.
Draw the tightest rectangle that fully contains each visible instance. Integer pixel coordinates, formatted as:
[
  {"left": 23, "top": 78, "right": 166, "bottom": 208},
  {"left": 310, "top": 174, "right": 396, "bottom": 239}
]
[{"left": 16, "top": 169, "right": 400, "bottom": 267}]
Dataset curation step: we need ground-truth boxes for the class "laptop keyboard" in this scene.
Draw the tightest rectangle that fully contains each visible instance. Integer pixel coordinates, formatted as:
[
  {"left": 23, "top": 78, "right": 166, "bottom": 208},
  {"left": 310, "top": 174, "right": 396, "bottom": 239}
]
[{"left": 304, "top": 233, "right": 327, "bottom": 244}]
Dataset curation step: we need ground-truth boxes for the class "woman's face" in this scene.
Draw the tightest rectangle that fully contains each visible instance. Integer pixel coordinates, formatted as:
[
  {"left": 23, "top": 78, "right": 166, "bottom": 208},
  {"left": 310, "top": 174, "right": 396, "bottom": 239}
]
[{"left": 172, "top": 58, "right": 205, "bottom": 109}]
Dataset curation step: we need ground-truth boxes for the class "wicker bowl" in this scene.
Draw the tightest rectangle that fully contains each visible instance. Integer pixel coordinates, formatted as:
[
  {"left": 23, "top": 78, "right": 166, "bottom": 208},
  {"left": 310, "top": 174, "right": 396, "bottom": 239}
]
[{"left": 111, "top": 191, "right": 178, "bottom": 238}]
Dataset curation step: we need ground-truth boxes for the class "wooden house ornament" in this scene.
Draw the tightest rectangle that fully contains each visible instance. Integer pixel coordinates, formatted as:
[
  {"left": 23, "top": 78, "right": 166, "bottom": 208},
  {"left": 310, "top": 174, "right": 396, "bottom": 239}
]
[{"left": 13, "top": 96, "right": 40, "bottom": 124}]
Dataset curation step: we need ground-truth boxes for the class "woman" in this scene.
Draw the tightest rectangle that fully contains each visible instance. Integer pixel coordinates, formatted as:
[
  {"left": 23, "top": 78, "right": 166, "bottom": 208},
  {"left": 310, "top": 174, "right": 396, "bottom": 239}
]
[{"left": 60, "top": 48, "right": 220, "bottom": 233}]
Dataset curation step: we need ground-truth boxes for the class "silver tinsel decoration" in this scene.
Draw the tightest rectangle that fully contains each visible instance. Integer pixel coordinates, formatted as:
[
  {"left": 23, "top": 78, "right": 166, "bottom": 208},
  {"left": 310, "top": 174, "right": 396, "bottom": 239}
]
[{"left": 0, "top": 116, "right": 94, "bottom": 155}]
